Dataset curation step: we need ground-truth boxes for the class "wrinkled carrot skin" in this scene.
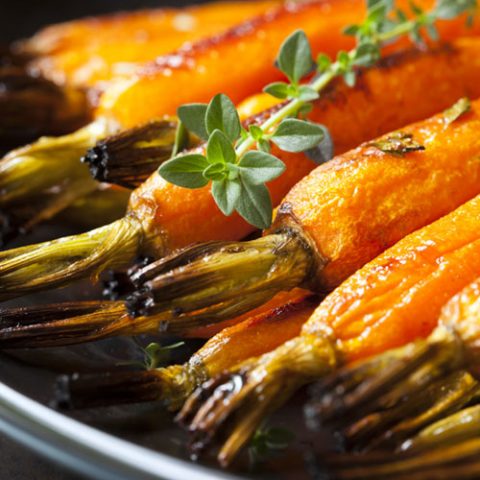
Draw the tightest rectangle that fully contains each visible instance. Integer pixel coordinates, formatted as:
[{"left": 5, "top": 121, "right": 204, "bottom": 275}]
[
  {"left": 274, "top": 55, "right": 480, "bottom": 291},
  {"left": 129, "top": 38, "right": 480, "bottom": 255},
  {"left": 438, "top": 278, "right": 480, "bottom": 365},
  {"left": 302, "top": 195, "right": 480, "bottom": 362},
  {"left": 22, "top": 1, "right": 281, "bottom": 87},
  {"left": 97, "top": 0, "right": 480, "bottom": 125},
  {"left": 192, "top": 292, "right": 316, "bottom": 377}
]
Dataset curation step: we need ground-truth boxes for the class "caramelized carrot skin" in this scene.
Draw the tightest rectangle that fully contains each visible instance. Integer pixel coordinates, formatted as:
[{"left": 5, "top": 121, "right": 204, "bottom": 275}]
[
  {"left": 130, "top": 38, "right": 480, "bottom": 254},
  {"left": 97, "top": 0, "right": 360, "bottom": 124},
  {"left": 23, "top": 1, "right": 281, "bottom": 87},
  {"left": 97, "top": 0, "right": 480, "bottom": 125},
  {"left": 302, "top": 196, "right": 480, "bottom": 362},
  {"left": 277, "top": 47, "right": 480, "bottom": 291},
  {"left": 192, "top": 293, "right": 316, "bottom": 376}
]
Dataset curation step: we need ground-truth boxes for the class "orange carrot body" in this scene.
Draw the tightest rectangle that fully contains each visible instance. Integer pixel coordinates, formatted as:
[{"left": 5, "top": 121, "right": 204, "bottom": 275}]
[
  {"left": 129, "top": 38, "right": 480, "bottom": 255},
  {"left": 97, "top": 0, "right": 480, "bottom": 125},
  {"left": 23, "top": 1, "right": 281, "bottom": 87},
  {"left": 303, "top": 195, "right": 480, "bottom": 362},
  {"left": 193, "top": 293, "right": 316, "bottom": 376},
  {"left": 276, "top": 68, "right": 480, "bottom": 291},
  {"left": 188, "top": 288, "right": 310, "bottom": 338}
]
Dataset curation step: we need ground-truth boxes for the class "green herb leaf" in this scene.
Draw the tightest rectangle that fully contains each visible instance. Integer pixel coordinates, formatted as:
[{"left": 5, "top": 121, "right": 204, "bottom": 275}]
[
  {"left": 205, "top": 94, "right": 241, "bottom": 142},
  {"left": 212, "top": 177, "right": 241, "bottom": 215},
  {"left": 305, "top": 127, "right": 334, "bottom": 165},
  {"left": 434, "top": 0, "right": 477, "bottom": 19},
  {"left": 248, "top": 124, "right": 264, "bottom": 141},
  {"left": 343, "top": 24, "right": 360, "bottom": 36},
  {"left": 443, "top": 97, "right": 471, "bottom": 126},
  {"left": 298, "top": 85, "right": 320, "bottom": 102},
  {"left": 236, "top": 179, "right": 272, "bottom": 229},
  {"left": 171, "top": 120, "right": 190, "bottom": 158},
  {"left": 206, "top": 129, "right": 237, "bottom": 164},
  {"left": 249, "top": 426, "right": 295, "bottom": 467},
  {"left": 203, "top": 162, "right": 227, "bottom": 181},
  {"left": 316, "top": 53, "right": 332, "bottom": 73},
  {"left": 177, "top": 103, "right": 208, "bottom": 140},
  {"left": 298, "top": 103, "right": 314, "bottom": 118},
  {"left": 263, "top": 81, "right": 290, "bottom": 99},
  {"left": 143, "top": 341, "right": 185, "bottom": 370},
  {"left": 353, "top": 42, "right": 380, "bottom": 67},
  {"left": 369, "top": 131, "right": 425, "bottom": 156},
  {"left": 158, "top": 153, "right": 209, "bottom": 188},
  {"left": 277, "top": 30, "right": 315, "bottom": 84},
  {"left": 272, "top": 118, "right": 325, "bottom": 153},
  {"left": 257, "top": 138, "right": 271, "bottom": 153},
  {"left": 238, "top": 150, "right": 285, "bottom": 184}
]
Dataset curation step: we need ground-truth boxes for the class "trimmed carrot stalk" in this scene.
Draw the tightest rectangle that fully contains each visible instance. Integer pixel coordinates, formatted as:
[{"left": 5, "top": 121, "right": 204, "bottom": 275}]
[
  {"left": 3, "top": 39, "right": 480, "bottom": 299},
  {"left": 321, "top": 432, "right": 480, "bottom": 480},
  {"left": 53, "top": 292, "right": 316, "bottom": 409},
  {"left": 306, "top": 276, "right": 480, "bottom": 454},
  {"left": 19, "top": 1, "right": 282, "bottom": 88},
  {"left": 0, "top": 285, "right": 310, "bottom": 349},
  {"left": 177, "top": 194, "right": 480, "bottom": 466}
]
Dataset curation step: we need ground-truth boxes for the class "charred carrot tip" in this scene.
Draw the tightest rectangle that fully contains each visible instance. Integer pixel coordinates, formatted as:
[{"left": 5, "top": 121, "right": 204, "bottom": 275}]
[
  {"left": 82, "top": 119, "right": 180, "bottom": 189},
  {"left": 0, "top": 301, "right": 126, "bottom": 348},
  {"left": 305, "top": 328, "right": 472, "bottom": 453},
  {"left": 126, "top": 232, "right": 312, "bottom": 326},
  {"left": 53, "top": 370, "right": 165, "bottom": 410},
  {"left": 0, "top": 216, "right": 142, "bottom": 302}
]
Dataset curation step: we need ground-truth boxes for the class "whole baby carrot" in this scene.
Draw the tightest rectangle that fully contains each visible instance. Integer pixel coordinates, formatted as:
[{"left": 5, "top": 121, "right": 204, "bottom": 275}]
[
  {"left": 177, "top": 194, "right": 480, "bottom": 466},
  {"left": 3, "top": 38, "right": 480, "bottom": 302}
]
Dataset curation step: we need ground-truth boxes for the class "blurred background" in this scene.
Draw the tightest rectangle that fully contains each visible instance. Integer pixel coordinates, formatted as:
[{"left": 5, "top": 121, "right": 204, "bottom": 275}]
[{"left": 1, "top": 0, "right": 206, "bottom": 42}]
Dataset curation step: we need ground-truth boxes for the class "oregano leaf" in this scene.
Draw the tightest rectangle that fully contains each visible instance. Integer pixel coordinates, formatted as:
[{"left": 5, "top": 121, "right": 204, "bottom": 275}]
[
  {"left": 205, "top": 93, "right": 241, "bottom": 142},
  {"left": 158, "top": 154, "right": 209, "bottom": 188},
  {"left": 263, "top": 82, "right": 290, "bottom": 99},
  {"left": 238, "top": 151, "right": 286, "bottom": 184},
  {"left": 212, "top": 178, "right": 241, "bottom": 215},
  {"left": 272, "top": 118, "right": 325, "bottom": 152},
  {"left": 206, "top": 129, "right": 237, "bottom": 164},
  {"left": 305, "top": 127, "right": 334, "bottom": 165},
  {"left": 277, "top": 30, "right": 315, "bottom": 84},
  {"left": 236, "top": 179, "right": 272, "bottom": 229},
  {"left": 177, "top": 103, "right": 208, "bottom": 140},
  {"left": 203, "top": 162, "right": 227, "bottom": 182}
]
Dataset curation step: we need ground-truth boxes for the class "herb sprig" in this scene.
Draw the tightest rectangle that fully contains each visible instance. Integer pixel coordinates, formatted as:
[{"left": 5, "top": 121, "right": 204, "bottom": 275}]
[
  {"left": 248, "top": 425, "right": 295, "bottom": 467},
  {"left": 159, "top": 0, "right": 477, "bottom": 229}
]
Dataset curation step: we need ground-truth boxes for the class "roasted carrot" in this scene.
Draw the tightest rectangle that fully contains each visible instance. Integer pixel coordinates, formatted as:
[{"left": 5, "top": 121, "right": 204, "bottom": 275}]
[
  {"left": 177, "top": 194, "right": 480, "bottom": 466},
  {"left": 19, "top": 1, "right": 281, "bottom": 88},
  {"left": 53, "top": 291, "right": 315, "bottom": 410},
  {"left": 125, "top": 79, "right": 480, "bottom": 325},
  {"left": 305, "top": 277, "right": 480, "bottom": 455},
  {"left": 3, "top": 38, "right": 480, "bottom": 331},
  {"left": 95, "top": 0, "right": 480, "bottom": 125},
  {"left": 318, "top": 417, "right": 480, "bottom": 480},
  {"left": 3, "top": 0, "right": 479, "bottom": 242}
]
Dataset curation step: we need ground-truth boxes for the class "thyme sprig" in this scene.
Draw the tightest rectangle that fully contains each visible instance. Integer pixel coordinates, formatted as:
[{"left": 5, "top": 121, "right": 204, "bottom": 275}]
[
  {"left": 248, "top": 425, "right": 295, "bottom": 467},
  {"left": 159, "top": 0, "right": 477, "bottom": 229}
]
